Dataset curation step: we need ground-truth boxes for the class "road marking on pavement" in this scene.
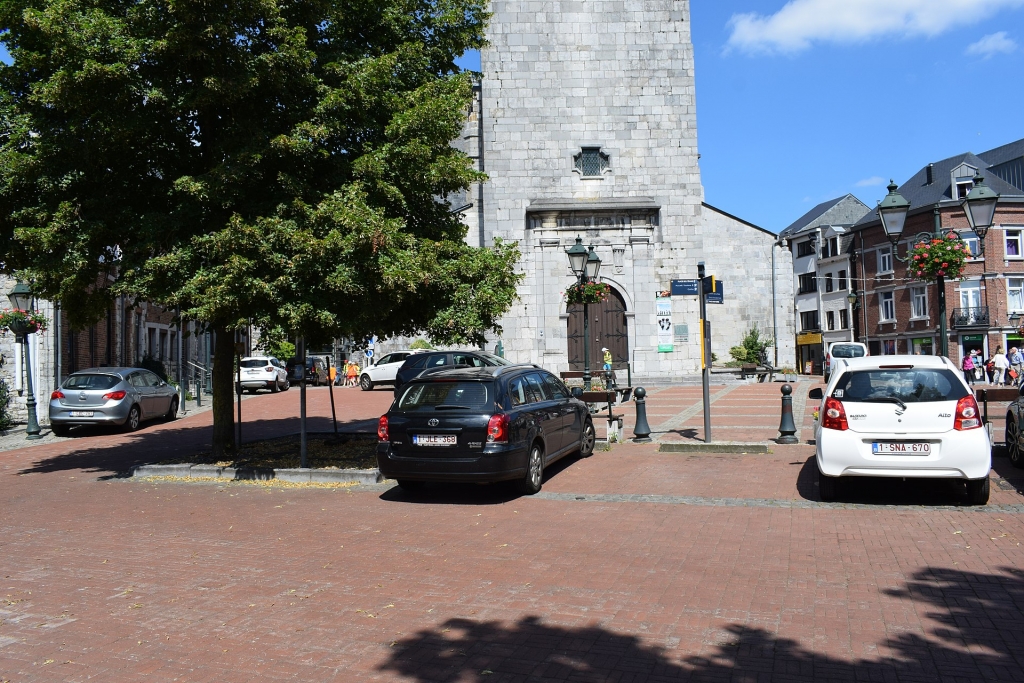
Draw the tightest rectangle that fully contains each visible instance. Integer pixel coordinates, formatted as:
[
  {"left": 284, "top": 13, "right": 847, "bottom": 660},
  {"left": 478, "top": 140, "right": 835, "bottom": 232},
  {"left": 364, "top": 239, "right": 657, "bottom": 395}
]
[{"left": 532, "top": 490, "right": 1024, "bottom": 513}]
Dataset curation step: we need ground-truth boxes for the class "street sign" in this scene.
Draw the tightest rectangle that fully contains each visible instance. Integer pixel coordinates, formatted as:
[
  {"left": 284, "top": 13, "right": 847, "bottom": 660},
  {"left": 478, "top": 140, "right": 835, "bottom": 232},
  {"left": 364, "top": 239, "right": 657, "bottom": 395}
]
[
  {"left": 706, "top": 280, "right": 724, "bottom": 304},
  {"left": 365, "top": 349, "right": 374, "bottom": 359},
  {"left": 671, "top": 279, "right": 699, "bottom": 296}
]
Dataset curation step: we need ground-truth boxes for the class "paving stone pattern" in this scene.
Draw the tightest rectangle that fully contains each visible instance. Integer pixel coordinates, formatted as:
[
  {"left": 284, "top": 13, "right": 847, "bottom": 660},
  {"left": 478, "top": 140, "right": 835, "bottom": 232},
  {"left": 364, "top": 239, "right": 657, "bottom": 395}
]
[{"left": 2, "top": 384, "right": 1024, "bottom": 682}]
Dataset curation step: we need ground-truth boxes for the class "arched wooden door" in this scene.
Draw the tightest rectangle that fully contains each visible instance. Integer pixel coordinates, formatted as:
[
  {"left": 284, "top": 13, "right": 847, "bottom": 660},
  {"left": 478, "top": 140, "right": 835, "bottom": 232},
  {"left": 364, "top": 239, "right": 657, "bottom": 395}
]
[{"left": 567, "top": 286, "right": 628, "bottom": 371}]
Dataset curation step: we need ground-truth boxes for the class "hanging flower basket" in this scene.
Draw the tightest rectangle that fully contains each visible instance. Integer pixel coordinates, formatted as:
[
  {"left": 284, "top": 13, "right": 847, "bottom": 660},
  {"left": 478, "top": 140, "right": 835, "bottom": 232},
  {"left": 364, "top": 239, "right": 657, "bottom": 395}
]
[
  {"left": 908, "top": 233, "right": 970, "bottom": 282},
  {"left": 565, "top": 281, "right": 611, "bottom": 305},
  {"left": 0, "top": 309, "right": 49, "bottom": 335}
]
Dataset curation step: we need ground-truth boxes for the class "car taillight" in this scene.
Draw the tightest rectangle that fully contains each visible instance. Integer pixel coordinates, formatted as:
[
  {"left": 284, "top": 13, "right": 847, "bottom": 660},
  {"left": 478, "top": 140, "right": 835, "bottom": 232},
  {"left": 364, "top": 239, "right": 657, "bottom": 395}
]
[
  {"left": 487, "top": 414, "right": 510, "bottom": 443},
  {"left": 954, "top": 396, "right": 982, "bottom": 430},
  {"left": 102, "top": 390, "right": 127, "bottom": 401},
  {"left": 51, "top": 390, "right": 65, "bottom": 400},
  {"left": 821, "top": 397, "right": 848, "bottom": 431},
  {"left": 266, "top": 366, "right": 274, "bottom": 372},
  {"left": 378, "top": 415, "right": 389, "bottom": 441}
]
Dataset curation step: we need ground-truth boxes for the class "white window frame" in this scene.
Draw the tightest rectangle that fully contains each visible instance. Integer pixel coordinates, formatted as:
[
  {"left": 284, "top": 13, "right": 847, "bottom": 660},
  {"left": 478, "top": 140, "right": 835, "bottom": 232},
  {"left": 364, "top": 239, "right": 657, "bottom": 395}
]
[
  {"left": 910, "top": 286, "right": 928, "bottom": 320},
  {"left": 879, "top": 291, "right": 896, "bottom": 322},
  {"left": 877, "top": 246, "right": 893, "bottom": 274},
  {"left": 1006, "top": 228, "right": 1023, "bottom": 259},
  {"left": 839, "top": 308, "right": 849, "bottom": 330},
  {"left": 1009, "top": 278, "right": 1024, "bottom": 313},
  {"left": 826, "top": 310, "right": 835, "bottom": 331},
  {"left": 959, "top": 232, "right": 982, "bottom": 260}
]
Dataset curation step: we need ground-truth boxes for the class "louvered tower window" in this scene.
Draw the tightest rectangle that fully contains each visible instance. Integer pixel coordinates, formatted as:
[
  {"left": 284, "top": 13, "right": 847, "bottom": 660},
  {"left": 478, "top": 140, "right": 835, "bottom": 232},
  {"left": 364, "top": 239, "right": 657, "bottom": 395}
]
[{"left": 574, "top": 147, "right": 610, "bottom": 177}]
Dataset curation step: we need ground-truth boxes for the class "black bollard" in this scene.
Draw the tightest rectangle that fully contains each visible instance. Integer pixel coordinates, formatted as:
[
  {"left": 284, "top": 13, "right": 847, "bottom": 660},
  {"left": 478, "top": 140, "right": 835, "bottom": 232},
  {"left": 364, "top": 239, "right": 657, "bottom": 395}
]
[
  {"left": 632, "top": 386, "right": 652, "bottom": 443},
  {"left": 776, "top": 384, "right": 798, "bottom": 444}
]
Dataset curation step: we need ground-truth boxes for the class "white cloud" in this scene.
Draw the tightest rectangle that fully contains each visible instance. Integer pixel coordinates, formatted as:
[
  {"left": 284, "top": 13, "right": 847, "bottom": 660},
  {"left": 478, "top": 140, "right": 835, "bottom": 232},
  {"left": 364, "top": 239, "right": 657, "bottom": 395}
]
[
  {"left": 727, "top": 0, "right": 1024, "bottom": 54},
  {"left": 855, "top": 176, "right": 886, "bottom": 187},
  {"left": 965, "top": 31, "right": 1018, "bottom": 57}
]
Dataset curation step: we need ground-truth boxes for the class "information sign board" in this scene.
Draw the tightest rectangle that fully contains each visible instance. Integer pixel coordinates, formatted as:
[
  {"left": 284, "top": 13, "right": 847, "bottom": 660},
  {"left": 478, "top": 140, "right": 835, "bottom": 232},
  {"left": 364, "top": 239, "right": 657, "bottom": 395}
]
[{"left": 671, "top": 279, "right": 700, "bottom": 296}]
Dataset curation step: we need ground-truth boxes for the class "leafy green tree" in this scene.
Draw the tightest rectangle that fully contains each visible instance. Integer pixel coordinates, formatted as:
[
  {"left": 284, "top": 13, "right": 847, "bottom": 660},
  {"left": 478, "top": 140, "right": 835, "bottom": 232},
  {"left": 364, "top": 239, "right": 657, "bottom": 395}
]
[
  {"left": 409, "top": 338, "right": 433, "bottom": 350},
  {"left": 729, "top": 324, "right": 773, "bottom": 365},
  {"left": 0, "top": 0, "right": 521, "bottom": 457}
]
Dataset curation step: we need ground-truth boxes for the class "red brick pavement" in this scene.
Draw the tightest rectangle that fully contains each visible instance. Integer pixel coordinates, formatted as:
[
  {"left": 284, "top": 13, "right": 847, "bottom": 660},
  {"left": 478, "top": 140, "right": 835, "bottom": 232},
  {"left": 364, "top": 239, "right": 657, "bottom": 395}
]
[{"left": 2, "top": 384, "right": 1024, "bottom": 682}]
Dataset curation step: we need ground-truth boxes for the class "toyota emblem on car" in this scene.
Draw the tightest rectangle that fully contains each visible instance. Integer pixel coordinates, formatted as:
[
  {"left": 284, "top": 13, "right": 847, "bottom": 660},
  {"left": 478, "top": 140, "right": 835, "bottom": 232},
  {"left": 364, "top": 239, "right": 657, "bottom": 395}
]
[{"left": 427, "top": 419, "right": 440, "bottom": 426}]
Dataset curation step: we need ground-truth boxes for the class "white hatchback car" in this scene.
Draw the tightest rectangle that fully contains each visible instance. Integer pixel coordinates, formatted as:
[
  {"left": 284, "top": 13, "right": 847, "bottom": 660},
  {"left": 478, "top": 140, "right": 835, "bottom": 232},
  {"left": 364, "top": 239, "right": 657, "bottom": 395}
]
[
  {"left": 238, "top": 356, "right": 289, "bottom": 393},
  {"left": 812, "top": 355, "right": 991, "bottom": 504},
  {"left": 359, "top": 350, "right": 421, "bottom": 391}
]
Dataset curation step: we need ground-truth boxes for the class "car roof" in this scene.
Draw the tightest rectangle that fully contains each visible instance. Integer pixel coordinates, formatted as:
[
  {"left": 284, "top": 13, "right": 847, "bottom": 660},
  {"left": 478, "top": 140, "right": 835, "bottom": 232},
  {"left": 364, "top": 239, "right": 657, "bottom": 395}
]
[
  {"left": 241, "top": 356, "right": 274, "bottom": 360},
  {"left": 69, "top": 367, "right": 139, "bottom": 377},
  {"left": 412, "top": 364, "right": 543, "bottom": 382},
  {"left": 827, "top": 341, "right": 866, "bottom": 348},
  {"left": 838, "top": 355, "right": 953, "bottom": 370}
]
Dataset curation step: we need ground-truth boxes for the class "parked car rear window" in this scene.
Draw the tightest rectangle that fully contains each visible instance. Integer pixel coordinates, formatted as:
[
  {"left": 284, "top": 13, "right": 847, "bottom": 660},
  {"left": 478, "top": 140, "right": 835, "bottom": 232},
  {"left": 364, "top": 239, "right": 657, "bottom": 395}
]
[
  {"left": 397, "top": 382, "right": 493, "bottom": 411},
  {"left": 832, "top": 369, "right": 968, "bottom": 403},
  {"left": 831, "top": 345, "right": 866, "bottom": 358},
  {"left": 63, "top": 374, "right": 120, "bottom": 390},
  {"left": 240, "top": 359, "right": 270, "bottom": 368}
]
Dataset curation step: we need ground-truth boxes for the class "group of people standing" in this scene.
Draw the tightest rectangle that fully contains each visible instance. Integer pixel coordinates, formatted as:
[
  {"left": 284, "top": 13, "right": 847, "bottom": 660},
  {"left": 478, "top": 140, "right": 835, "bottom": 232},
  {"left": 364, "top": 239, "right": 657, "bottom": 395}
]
[
  {"left": 327, "top": 360, "right": 361, "bottom": 387},
  {"left": 961, "top": 346, "right": 1024, "bottom": 386}
]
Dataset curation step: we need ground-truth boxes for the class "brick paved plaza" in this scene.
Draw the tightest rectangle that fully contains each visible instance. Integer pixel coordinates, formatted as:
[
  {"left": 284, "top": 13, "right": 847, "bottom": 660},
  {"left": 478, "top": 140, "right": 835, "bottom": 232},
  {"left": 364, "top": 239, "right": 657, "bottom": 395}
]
[{"left": 2, "top": 383, "right": 1024, "bottom": 682}]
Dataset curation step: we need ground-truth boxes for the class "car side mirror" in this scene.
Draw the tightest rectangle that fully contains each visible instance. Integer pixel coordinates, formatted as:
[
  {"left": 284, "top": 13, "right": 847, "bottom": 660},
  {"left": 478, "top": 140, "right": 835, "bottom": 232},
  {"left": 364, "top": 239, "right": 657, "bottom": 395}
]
[
  {"left": 808, "top": 388, "right": 823, "bottom": 400},
  {"left": 571, "top": 387, "right": 584, "bottom": 399}
]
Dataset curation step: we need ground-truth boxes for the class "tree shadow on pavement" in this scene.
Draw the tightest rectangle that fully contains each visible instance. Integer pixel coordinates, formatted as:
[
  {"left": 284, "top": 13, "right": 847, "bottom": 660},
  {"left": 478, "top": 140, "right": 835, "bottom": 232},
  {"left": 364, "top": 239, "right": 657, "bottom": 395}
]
[
  {"left": 17, "top": 415, "right": 371, "bottom": 478},
  {"left": 379, "top": 567, "right": 1024, "bottom": 682},
  {"left": 795, "top": 456, "right": 986, "bottom": 506}
]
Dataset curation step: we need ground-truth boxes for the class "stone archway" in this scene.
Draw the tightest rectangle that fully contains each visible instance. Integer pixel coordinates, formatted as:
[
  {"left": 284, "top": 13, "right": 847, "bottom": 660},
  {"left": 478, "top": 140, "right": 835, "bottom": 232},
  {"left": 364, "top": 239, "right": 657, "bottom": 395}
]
[{"left": 567, "top": 286, "right": 628, "bottom": 371}]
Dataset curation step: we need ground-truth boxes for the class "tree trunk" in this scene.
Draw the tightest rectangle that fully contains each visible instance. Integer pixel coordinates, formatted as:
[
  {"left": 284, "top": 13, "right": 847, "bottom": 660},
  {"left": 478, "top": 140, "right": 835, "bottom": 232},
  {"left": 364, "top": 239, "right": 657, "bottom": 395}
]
[{"left": 211, "top": 323, "right": 236, "bottom": 459}]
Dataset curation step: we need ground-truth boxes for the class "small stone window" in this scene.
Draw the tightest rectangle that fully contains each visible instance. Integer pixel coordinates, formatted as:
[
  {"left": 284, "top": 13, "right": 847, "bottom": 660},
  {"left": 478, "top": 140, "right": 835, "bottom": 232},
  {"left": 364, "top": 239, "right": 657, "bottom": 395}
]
[{"left": 574, "top": 147, "right": 610, "bottom": 177}]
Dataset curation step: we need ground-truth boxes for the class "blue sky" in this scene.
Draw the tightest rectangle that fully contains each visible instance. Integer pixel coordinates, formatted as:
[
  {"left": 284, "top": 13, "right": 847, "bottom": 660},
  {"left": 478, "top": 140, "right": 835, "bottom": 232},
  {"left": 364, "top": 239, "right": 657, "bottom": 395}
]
[{"left": 5, "top": 1, "right": 1022, "bottom": 233}]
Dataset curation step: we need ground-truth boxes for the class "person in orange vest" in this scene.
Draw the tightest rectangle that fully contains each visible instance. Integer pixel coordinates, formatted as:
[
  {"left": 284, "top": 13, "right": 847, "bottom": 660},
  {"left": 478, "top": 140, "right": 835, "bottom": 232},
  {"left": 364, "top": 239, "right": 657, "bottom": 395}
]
[{"left": 346, "top": 360, "right": 359, "bottom": 387}]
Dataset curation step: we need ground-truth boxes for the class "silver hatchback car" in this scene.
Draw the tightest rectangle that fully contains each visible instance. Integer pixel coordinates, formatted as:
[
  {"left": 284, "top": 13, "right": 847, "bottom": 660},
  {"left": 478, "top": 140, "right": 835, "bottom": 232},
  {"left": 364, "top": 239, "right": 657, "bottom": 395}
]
[{"left": 49, "top": 367, "right": 179, "bottom": 436}]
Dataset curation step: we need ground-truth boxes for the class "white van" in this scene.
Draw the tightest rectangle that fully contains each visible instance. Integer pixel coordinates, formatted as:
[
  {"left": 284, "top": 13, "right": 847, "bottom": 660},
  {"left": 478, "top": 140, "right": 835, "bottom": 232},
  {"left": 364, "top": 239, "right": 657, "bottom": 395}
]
[{"left": 825, "top": 342, "right": 868, "bottom": 381}]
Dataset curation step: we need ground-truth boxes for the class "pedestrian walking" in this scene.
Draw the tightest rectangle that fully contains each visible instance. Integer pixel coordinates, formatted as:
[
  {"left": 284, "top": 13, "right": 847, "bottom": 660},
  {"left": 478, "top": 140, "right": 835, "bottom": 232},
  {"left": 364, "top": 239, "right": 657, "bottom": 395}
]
[
  {"left": 993, "top": 347, "right": 1009, "bottom": 386},
  {"left": 346, "top": 360, "right": 358, "bottom": 387},
  {"left": 1011, "top": 347, "right": 1024, "bottom": 386},
  {"left": 962, "top": 351, "right": 976, "bottom": 386},
  {"left": 602, "top": 347, "right": 613, "bottom": 371}
]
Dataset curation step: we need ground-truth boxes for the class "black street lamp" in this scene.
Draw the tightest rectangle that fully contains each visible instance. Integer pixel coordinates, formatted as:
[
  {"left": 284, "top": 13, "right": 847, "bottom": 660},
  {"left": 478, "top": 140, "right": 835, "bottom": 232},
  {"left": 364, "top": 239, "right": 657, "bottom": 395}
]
[
  {"left": 566, "top": 236, "right": 602, "bottom": 390},
  {"left": 7, "top": 281, "right": 42, "bottom": 439},
  {"left": 877, "top": 174, "right": 1000, "bottom": 358}
]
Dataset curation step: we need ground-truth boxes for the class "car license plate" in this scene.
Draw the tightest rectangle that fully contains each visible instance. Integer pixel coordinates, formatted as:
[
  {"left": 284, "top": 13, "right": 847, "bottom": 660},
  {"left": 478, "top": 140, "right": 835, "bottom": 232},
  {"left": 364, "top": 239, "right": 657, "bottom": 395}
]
[
  {"left": 69, "top": 411, "right": 94, "bottom": 418},
  {"left": 413, "top": 434, "right": 456, "bottom": 447},
  {"left": 872, "top": 442, "right": 931, "bottom": 455}
]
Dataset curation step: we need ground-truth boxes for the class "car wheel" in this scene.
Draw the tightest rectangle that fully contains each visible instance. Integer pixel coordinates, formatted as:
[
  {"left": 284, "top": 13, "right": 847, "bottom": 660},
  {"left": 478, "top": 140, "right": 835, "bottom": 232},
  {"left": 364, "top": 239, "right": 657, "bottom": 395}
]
[
  {"left": 271, "top": 379, "right": 280, "bottom": 393},
  {"left": 51, "top": 424, "right": 70, "bottom": 437},
  {"left": 518, "top": 443, "right": 544, "bottom": 495},
  {"left": 282, "top": 380, "right": 290, "bottom": 391},
  {"left": 579, "top": 419, "right": 596, "bottom": 457},
  {"left": 396, "top": 480, "right": 424, "bottom": 492},
  {"left": 165, "top": 397, "right": 178, "bottom": 421},
  {"left": 124, "top": 405, "right": 141, "bottom": 432},
  {"left": 966, "top": 477, "right": 990, "bottom": 505},
  {"left": 1006, "top": 414, "right": 1022, "bottom": 468},
  {"left": 360, "top": 375, "right": 374, "bottom": 391},
  {"left": 818, "top": 469, "right": 838, "bottom": 502}
]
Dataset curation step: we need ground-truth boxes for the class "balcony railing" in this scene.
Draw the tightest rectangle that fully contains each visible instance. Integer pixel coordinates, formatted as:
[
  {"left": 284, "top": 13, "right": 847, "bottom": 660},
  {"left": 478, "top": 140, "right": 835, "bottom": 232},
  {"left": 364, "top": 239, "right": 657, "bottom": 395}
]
[{"left": 950, "top": 307, "right": 990, "bottom": 329}]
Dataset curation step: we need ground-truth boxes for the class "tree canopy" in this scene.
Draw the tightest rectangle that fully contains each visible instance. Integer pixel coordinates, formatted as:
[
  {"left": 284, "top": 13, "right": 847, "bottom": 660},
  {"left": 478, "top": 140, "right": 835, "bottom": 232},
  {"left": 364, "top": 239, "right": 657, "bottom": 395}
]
[{"left": 0, "top": 0, "right": 521, "bottom": 453}]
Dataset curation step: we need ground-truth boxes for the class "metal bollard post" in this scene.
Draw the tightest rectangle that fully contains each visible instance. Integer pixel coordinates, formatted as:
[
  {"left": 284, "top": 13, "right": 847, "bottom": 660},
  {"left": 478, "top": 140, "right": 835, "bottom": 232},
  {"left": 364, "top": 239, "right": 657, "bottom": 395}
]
[
  {"left": 631, "top": 386, "right": 652, "bottom": 443},
  {"left": 776, "top": 384, "right": 798, "bottom": 444}
]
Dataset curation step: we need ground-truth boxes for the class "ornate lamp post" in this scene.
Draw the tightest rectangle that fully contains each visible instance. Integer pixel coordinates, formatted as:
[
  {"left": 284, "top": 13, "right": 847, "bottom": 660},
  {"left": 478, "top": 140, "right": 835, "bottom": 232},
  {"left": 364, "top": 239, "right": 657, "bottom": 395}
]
[
  {"left": 7, "top": 282, "right": 42, "bottom": 439},
  {"left": 877, "top": 174, "right": 999, "bottom": 358},
  {"left": 566, "top": 237, "right": 602, "bottom": 390}
]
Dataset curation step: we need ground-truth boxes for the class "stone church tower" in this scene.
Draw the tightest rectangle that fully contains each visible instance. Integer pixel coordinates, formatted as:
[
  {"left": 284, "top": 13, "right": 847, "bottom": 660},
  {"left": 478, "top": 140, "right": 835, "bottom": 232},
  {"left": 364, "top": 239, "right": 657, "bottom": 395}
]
[{"left": 460, "top": 1, "right": 795, "bottom": 380}]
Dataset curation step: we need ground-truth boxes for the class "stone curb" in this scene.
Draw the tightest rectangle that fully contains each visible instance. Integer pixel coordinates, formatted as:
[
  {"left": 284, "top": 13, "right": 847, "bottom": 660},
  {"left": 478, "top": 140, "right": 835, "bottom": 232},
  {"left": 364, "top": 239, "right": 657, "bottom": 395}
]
[
  {"left": 130, "top": 463, "right": 383, "bottom": 485},
  {"left": 658, "top": 443, "right": 772, "bottom": 454}
]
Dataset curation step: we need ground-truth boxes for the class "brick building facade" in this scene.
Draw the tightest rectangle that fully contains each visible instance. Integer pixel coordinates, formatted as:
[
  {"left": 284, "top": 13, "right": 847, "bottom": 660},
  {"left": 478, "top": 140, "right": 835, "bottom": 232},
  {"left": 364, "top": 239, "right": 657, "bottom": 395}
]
[{"left": 851, "top": 141, "right": 1024, "bottom": 366}]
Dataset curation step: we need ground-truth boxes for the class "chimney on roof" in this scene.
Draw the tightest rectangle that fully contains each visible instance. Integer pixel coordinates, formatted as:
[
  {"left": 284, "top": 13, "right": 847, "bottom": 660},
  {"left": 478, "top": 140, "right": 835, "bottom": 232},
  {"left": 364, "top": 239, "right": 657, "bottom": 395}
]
[{"left": 926, "top": 163, "right": 934, "bottom": 185}]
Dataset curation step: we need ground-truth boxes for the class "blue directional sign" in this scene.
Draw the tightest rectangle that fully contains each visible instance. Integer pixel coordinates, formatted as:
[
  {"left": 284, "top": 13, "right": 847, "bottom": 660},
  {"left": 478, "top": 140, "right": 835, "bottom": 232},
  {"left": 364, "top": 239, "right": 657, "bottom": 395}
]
[
  {"left": 671, "top": 279, "right": 700, "bottom": 296},
  {"left": 707, "top": 280, "right": 724, "bottom": 304}
]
